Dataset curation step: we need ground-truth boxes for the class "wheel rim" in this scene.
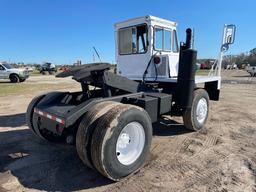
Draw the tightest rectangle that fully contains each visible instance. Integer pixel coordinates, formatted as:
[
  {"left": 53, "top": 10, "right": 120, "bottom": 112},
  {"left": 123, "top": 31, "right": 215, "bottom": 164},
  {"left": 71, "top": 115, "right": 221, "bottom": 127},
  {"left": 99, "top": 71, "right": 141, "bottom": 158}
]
[
  {"left": 196, "top": 98, "right": 208, "bottom": 124},
  {"left": 116, "top": 122, "right": 145, "bottom": 166}
]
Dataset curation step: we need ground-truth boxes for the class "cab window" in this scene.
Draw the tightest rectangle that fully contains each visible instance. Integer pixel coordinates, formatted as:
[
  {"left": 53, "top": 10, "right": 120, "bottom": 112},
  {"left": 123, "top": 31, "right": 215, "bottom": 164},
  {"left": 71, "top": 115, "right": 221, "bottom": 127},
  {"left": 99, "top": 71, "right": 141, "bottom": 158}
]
[
  {"left": 118, "top": 24, "right": 148, "bottom": 55},
  {"left": 173, "top": 30, "right": 179, "bottom": 53},
  {"left": 0, "top": 65, "right": 5, "bottom": 70},
  {"left": 154, "top": 27, "right": 172, "bottom": 51},
  {"left": 2, "top": 63, "right": 12, "bottom": 69}
]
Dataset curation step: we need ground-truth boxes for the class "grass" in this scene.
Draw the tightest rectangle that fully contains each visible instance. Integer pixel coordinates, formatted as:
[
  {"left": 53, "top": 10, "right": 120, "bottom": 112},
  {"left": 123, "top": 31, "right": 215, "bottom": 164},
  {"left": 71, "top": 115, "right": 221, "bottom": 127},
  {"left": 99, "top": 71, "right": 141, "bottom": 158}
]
[
  {"left": 196, "top": 69, "right": 210, "bottom": 76},
  {"left": 0, "top": 69, "right": 210, "bottom": 97},
  {"left": 0, "top": 82, "right": 79, "bottom": 97},
  {"left": 29, "top": 70, "right": 61, "bottom": 76},
  {"left": 29, "top": 70, "right": 41, "bottom": 76}
]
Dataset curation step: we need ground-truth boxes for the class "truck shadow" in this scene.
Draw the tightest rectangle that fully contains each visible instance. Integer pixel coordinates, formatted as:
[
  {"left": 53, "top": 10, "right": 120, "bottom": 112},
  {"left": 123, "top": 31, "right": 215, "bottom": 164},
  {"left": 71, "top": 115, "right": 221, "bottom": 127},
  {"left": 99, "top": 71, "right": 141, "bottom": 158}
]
[
  {"left": 0, "top": 117, "right": 189, "bottom": 191},
  {"left": 0, "top": 81, "right": 11, "bottom": 84},
  {"left": 0, "top": 129, "right": 112, "bottom": 191},
  {"left": 153, "top": 117, "right": 191, "bottom": 136},
  {"left": 232, "top": 75, "right": 252, "bottom": 78},
  {"left": 0, "top": 113, "right": 26, "bottom": 127}
]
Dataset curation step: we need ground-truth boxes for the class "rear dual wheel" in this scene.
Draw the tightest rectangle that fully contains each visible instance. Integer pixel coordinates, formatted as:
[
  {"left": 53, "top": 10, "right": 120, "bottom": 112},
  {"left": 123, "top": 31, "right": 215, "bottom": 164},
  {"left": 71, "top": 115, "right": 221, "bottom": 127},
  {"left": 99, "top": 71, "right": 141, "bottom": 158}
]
[
  {"left": 76, "top": 102, "right": 152, "bottom": 181},
  {"left": 76, "top": 101, "right": 121, "bottom": 169}
]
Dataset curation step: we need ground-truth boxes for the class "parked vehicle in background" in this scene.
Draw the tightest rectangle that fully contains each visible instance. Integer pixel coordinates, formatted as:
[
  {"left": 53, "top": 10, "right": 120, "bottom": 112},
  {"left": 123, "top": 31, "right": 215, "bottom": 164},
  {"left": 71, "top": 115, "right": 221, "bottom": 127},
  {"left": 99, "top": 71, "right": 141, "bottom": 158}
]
[
  {"left": 200, "top": 63, "right": 207, "bottom": 69},
  {"left": 40, "top": 62, "right": 57, "bottom": 75},
  {"left": 226, "top": 63, "right": 237, "bottom": 70},
  {"left": 59, "top": 65, "right": 70, "bottom": 71},
  {"left": 0, "top": 62, "right": 29, "bottom": 82},
  {"left": 246, "top": 65, "right": 256, "bottom": 76},
  {"left": 232, "top": 64, "right": 238, "bottom": 69},
  {"left": 195, "top": 63, "right": 200, "bottom": 70}
]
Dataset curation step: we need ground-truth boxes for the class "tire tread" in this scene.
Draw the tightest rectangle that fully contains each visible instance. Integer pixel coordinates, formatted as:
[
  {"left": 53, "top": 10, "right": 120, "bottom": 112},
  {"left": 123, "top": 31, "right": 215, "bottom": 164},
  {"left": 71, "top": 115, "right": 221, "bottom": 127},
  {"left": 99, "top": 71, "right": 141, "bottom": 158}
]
[{"left": 76, "top": 101, "right": 121, "bottom": 169}]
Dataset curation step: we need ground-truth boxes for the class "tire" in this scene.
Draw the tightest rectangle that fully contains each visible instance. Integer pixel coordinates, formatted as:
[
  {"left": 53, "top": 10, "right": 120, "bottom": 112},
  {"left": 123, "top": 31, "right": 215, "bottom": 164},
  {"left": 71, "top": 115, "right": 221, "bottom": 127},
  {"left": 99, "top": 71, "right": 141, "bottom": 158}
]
[
  {"left": 26, "top": 92, "right": 63, "bottom": 142},
  {"left": 90, "top": 104, "right": 152, "bottom": 181},
  {"left": 19, "top": 78, "right": 26, "bottom": 82},
  {"left": 76, "top": 101, "right": 121, "bottom": 169},
  {"left": 183, "top": 89, "right": 209, "bottom": 131},
  {"left": 26, "top": 94, "right": 46, "bottom": 136},
  {"left": 9, "top": 74, "right": 19, "bottom": 83}
]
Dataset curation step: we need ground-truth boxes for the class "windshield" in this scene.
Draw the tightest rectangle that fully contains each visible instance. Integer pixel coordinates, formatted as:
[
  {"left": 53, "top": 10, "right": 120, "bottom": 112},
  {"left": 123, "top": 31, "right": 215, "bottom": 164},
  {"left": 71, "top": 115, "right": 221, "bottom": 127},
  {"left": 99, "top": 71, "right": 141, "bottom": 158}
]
[{"left": 2, "top": 63, "right": 13, "bottom": 69}]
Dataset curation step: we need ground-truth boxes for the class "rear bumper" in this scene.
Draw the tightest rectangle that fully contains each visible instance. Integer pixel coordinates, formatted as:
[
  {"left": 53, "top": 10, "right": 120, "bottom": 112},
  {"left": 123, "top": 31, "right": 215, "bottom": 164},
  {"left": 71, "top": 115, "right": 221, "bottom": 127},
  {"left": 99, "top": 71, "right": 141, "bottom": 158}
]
[
  {"left": 33, "top": 108, "right": 66, "bottom": 135},
  {"left": 34, "top": 108, "right": 65, "bottom": 125}
]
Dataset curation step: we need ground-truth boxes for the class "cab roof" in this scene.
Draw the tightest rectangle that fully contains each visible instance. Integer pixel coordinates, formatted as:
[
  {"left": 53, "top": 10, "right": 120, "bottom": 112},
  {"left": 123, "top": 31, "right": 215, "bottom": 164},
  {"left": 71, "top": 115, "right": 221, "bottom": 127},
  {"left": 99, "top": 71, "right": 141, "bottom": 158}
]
[{"left": 114, "top": 15, "right": 177, "bottom": 29}]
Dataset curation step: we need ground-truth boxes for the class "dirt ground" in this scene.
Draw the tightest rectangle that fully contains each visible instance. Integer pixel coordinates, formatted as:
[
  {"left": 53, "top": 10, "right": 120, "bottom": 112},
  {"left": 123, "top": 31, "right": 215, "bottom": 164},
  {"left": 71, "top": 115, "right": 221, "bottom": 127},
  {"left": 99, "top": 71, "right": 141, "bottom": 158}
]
[{"left": 0, "top": 70, "right": 256, "bottom": 192}]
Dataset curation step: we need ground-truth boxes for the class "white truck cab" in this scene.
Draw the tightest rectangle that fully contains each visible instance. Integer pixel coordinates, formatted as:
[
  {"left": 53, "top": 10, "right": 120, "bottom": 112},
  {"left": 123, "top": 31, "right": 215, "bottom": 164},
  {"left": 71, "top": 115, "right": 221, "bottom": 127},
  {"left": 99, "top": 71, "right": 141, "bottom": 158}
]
[
  {"left": 115, "top": 16, "right": 236, "bottom": 91},
  {"left": 115, "top": 15, "right": 179, "bottom": 81}
]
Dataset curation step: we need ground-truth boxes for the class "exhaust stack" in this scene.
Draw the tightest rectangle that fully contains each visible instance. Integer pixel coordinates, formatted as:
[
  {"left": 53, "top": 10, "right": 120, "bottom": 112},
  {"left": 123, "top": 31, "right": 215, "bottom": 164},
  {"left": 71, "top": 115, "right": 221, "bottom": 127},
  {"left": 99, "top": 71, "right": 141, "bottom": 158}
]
[{"left": 177, "top": 28, "right": 197, "bottom": 112}]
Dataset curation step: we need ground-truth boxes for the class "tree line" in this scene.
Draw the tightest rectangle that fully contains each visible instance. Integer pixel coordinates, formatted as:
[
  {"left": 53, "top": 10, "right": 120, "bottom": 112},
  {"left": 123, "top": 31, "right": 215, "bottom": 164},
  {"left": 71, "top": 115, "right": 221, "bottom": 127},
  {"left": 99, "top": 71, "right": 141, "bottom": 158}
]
[
  {"left": 198, "top": 48, "right": 256, "bottom": 69},
  {"left": 223, "top": 47, "right": 256, "bottom": 68}
]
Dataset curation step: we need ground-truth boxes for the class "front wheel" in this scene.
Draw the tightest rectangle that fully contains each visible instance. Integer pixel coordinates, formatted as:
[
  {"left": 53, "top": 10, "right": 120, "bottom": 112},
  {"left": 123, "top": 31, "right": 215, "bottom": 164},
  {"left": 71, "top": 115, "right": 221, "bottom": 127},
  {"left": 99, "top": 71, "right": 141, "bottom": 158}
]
[
  {"left": 90, "top": 104, "right": 152, "bottom": 181},
  {"left": 9, "top": 74, "right": 19, "bottom": 83},
  {"left": 183, "top": 89, "right": 209, "bottom": 131},
  {"left": 41, "top": 71, "right": 48, "bottom": 75},
  {"left": 49, "top": 71, "right": 55, "bottom": 75}
]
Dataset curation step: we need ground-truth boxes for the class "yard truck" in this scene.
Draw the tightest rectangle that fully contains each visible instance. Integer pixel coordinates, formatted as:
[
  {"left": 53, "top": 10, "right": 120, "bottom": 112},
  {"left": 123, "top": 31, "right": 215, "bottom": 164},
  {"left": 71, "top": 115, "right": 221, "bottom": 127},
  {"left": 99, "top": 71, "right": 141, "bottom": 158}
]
[{"left": 26, "top": 16, "right": 235, "bottom": 181}]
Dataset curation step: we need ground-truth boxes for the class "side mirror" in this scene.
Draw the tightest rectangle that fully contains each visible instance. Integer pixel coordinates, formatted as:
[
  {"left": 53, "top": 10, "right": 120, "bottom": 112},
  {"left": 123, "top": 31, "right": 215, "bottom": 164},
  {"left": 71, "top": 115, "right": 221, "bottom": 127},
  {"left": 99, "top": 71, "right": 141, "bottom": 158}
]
[{"left": 224, "top": 24, "right": 236, "bottom": 45}]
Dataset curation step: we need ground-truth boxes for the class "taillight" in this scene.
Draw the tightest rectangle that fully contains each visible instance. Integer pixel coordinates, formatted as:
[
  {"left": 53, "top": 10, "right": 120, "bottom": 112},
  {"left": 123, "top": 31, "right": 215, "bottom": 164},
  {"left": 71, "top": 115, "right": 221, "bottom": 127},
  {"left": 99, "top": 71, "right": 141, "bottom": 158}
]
[{"left": 154, "top": 56, "right": 161, "bottom": 64}]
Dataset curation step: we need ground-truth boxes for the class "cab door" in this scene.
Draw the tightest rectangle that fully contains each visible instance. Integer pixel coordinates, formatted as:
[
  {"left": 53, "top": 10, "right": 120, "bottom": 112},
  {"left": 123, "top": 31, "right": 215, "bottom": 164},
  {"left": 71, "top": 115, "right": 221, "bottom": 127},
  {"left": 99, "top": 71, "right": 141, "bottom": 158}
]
[
  {"left": 168, "top": 30, "right": 179, "bottom": 78},
  {"left": 153, "top": 27, "right": 180, "bottom": 78},
  {"left": 0, "top": 65, "right": 6, "bottom": 79},
  {"left": 116, "top": 24, "right": 150, "bottom": 79}
]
